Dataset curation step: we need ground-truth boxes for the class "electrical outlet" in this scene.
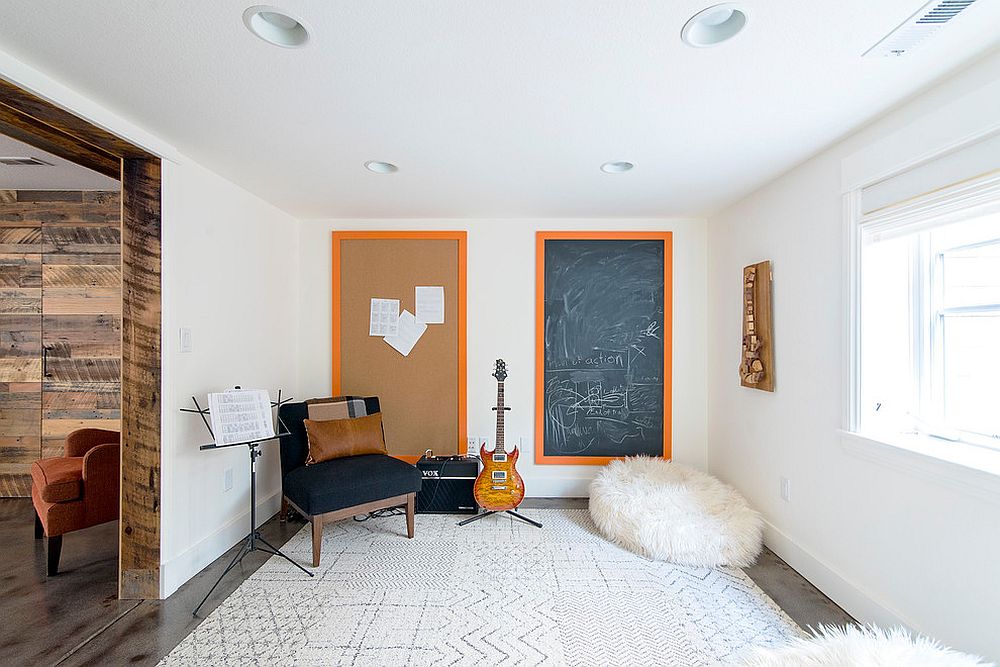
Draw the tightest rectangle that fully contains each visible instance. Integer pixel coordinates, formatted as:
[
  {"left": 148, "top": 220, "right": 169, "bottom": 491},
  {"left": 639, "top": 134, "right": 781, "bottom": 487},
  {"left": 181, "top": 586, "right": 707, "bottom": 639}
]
[
  {"left": 224, "top": 467, "right": 234, "bottom": 492},
  {"left": 780, "top": 477, "right": 790, "bottom": 502},
  {"left": 466, "top": 437, "right": 478, "bottom": 456}
]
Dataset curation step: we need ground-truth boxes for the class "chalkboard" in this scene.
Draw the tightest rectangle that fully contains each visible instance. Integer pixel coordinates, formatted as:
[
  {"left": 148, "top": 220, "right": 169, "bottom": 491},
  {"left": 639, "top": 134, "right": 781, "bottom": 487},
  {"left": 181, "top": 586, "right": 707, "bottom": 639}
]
[{"left": 536, "top": 235, "right": 671, "bottom": 463}]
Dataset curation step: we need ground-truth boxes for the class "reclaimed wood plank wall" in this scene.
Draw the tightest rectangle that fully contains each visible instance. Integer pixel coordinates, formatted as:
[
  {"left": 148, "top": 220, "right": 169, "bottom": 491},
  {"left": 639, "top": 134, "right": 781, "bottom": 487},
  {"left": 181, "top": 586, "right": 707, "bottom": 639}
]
[
  {"left": 0, "top": 189, "right": 121, "bottom": 496},
  {"left": 1, "top": 189, "right": 44, "bottom": 496}
]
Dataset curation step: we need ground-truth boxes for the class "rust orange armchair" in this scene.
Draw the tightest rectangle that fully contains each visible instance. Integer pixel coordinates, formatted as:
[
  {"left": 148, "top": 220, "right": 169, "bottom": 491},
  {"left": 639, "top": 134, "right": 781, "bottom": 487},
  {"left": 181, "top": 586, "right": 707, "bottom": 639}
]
[{"left": 31, "top": 428, "right": 121, "bottom": 575}]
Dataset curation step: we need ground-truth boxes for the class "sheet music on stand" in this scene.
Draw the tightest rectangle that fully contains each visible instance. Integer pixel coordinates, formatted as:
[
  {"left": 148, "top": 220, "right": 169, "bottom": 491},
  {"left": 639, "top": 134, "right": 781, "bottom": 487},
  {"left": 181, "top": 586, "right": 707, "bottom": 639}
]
[{"left": 207, "top": 389, "right": 275, "bottom": 446}]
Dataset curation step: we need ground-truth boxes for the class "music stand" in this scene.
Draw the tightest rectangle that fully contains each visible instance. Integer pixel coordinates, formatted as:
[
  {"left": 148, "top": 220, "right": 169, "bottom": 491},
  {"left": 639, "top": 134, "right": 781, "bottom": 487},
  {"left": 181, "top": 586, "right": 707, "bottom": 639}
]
[{"left": 182, "top": 390, "right": 314, "bottom": 616}]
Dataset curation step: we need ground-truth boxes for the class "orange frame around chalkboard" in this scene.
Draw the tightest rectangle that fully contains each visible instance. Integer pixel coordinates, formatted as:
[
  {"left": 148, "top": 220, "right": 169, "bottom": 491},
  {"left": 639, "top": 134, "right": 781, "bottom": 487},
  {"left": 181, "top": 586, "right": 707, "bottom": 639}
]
[{"left": 535, "top": 231, "right": 672, "bottom": 465}]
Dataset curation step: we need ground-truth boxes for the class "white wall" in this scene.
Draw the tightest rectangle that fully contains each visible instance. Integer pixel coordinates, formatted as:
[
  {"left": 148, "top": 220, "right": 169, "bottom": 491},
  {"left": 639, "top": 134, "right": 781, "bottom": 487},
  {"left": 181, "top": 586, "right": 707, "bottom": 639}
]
[
  {"left": 707, "top": 48, "right": 1000, "bottom": 660},
  {"left": 159, "top": 159, "right": 299, "bottom": 596},
  {"left": 299, "top": 218, "right": 708, "bottom": 495}
]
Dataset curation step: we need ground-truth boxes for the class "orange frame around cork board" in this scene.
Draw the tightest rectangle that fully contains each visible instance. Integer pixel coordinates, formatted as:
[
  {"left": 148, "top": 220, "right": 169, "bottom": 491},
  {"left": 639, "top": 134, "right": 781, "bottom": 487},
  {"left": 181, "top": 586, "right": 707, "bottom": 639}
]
[
  {"left": 331, "top": 231, "right": 467, "bottom": 464},
  {"left": 535, "top": 231, "right": 672, "bottom": 465}
]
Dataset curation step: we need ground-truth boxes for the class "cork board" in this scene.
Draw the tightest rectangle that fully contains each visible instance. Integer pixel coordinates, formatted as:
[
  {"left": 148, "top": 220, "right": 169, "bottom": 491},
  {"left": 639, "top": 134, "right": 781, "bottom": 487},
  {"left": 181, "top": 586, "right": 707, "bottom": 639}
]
[
  {"left": 739, "top": 260, "right": 774, "bottom": 392},
  {"left": 332, "top": 232, "right": 467, "bottom": 459}
]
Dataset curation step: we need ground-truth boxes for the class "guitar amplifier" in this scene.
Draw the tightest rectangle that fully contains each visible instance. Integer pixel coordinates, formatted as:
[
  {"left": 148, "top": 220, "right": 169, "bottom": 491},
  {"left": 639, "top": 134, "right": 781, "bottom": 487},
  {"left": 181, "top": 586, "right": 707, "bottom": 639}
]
[{"left": 415, "top": 455, "right": 479, "bottom": 514}]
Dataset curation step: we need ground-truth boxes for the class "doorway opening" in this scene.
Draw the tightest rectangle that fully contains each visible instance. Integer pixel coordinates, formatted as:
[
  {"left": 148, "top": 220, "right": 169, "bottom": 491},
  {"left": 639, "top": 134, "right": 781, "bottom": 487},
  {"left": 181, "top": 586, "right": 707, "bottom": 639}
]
[{"left": 0, "top": 78, "right": 162, "bottom": 599}]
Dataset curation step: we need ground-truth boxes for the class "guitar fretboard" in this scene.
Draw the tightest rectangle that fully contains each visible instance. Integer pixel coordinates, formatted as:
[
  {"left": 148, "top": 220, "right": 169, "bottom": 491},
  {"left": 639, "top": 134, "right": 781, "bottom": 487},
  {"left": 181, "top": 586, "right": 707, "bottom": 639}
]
[{"left": 495, "top": 381, "right": 505, "bottom": 455}]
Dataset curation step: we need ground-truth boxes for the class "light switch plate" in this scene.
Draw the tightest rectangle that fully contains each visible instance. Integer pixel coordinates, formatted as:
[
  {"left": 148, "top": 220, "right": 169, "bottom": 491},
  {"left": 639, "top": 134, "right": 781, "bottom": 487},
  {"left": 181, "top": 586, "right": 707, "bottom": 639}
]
[{"left": 179, "top": 327, "right": 193, "bottom": 353}]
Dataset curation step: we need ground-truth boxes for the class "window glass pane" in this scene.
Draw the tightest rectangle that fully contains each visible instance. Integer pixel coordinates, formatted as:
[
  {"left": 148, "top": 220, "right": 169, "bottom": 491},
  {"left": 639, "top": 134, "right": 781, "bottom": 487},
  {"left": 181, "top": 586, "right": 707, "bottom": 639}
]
[
  {"left": 941, "top": 240, "right": 1000, "bottom": 309},
  {"left": 860, "top": 234, "right": 914, "bottom": 434},
  {"left": 942, "top": 313, "right": 1000, "bottom": 440},
  {"left": 931, "top": 211, "right": 1000, "bottom": 309},
  {"left": 929, "top": 212, "right": 1000, "bottom": 252},
  {"left": 859, "top": 202, "right": 1000, "bottom": 446}
]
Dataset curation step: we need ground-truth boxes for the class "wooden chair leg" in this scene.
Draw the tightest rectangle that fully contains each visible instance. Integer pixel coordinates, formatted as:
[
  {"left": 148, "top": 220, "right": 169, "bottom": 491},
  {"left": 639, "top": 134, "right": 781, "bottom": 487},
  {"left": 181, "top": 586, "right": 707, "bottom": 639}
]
[
  {"left": 47, "top": 535, "right": 62, "bottom": 576},
  {"left": 280, "top": 497, "right": 288, "bottom": 523},
  {"left": 405, "top": 493, "right": 415, "bottom": 538},
  {"left": 34, "top": 511, "right": 43, "bottom": 539},
  {"left": 311, "top": 515, "right": 323, "bottom": 567}
]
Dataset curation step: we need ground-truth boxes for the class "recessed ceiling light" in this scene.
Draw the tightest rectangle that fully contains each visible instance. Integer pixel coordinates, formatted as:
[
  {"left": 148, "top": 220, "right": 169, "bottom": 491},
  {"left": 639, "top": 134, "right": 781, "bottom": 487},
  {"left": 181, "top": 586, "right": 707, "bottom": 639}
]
[
  {"left": 601, "top": 161, "right": 634, "bottom": 173},
  {"left": 681, "top": 4, "right": 748, "bottom": 47},
  {"left": 243, "top": 6, "right": 309, "bottom": 48},
  {"left": 364, "top": 161, "right": 399, "bottom": 174}
]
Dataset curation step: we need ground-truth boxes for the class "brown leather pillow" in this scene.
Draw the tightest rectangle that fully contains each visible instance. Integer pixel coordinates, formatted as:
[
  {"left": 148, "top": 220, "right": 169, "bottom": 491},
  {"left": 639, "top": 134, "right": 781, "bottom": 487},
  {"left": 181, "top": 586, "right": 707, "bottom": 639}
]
[{"left": 304, "top": 413, "right": 387, "bottom": 465}]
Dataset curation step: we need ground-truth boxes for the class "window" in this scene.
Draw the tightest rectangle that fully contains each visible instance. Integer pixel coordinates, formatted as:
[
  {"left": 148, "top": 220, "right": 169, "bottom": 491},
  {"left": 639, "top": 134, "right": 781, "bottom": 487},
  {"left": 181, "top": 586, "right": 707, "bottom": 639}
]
[{"left": 859, "top": 201, "right": 1000, "bottom": 450}]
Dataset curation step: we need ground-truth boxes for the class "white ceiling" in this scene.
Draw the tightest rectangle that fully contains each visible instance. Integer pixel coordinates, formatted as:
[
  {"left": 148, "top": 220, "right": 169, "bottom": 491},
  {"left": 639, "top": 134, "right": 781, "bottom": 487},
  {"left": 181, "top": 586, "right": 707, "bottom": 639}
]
[
  {"left": 0, "top": 1, "right": 997, "bottom": 219},
  {"left": 0, "top": 133, "right": 119, "bottom": 190}
]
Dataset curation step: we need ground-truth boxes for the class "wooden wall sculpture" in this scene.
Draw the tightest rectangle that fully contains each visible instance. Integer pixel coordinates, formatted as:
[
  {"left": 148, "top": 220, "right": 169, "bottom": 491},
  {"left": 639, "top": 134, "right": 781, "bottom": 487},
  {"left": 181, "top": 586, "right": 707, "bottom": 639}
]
[
  {"left": 0, "top": 189, "right": 122, "bottom": 497},
  {"left": 739, "top": 260, "right": 774, "bottom": 392}
]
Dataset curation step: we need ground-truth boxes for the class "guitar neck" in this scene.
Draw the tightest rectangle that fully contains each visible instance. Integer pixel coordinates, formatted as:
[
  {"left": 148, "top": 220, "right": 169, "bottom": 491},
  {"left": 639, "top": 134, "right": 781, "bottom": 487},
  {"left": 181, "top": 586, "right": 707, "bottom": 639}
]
[{"left": 495, "top": 381, "right": 505, "bottom": 454}]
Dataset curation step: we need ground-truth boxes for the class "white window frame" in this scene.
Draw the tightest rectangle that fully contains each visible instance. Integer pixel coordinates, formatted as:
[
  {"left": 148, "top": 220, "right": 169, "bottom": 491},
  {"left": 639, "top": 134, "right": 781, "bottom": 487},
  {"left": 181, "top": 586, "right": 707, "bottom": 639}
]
[
  {"left": 928, "top": 231, "right": 1000, "bottom": 445},
  {"left": 844, "top": 170, "right": 1000, "bottom": 476}
]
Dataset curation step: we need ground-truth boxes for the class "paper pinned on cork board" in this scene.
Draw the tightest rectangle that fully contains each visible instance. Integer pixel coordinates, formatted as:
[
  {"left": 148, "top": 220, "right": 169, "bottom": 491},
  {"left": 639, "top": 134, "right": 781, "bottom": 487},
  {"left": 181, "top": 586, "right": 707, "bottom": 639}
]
[
  {"left": 369, "top": 298, "right": 400, "bottom": 336},
  {"left": 415, "top": 286, "right": 445, "bottom": 324},
  {"left": 384, "top": 309, "right": 427, "bottom": 357}
]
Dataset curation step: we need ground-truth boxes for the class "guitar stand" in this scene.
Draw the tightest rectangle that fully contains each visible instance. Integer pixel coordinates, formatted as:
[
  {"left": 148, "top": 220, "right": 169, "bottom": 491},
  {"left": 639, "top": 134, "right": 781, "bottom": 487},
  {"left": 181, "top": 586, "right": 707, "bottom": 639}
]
[{"left": 457, "top": 509, "right": 543, "bottom": 528}]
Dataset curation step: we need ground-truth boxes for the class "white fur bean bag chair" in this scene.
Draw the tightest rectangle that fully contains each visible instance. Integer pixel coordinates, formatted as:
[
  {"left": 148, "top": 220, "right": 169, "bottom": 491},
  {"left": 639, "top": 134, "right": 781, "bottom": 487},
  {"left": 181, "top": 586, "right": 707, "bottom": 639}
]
[
  {"left": 742, "top": 625, "right": 992, "bottom": 666},
  {"left": 589, "top": 456, "right": 762, "bottom": 567}
]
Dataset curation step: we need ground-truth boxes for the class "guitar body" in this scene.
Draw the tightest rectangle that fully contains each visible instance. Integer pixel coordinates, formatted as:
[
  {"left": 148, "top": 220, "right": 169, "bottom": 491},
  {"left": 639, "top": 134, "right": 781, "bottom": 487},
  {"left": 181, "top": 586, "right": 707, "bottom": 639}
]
[{"left": 474, "top": 443, "right": 525, "bottom": 511}]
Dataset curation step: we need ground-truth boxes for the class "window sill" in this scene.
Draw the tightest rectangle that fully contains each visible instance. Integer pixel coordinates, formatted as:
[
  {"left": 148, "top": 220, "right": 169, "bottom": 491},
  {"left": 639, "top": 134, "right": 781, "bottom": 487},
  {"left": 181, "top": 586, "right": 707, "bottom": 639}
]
[{"left": 838, "top": 430, "right": 1000, "bottom": 504}]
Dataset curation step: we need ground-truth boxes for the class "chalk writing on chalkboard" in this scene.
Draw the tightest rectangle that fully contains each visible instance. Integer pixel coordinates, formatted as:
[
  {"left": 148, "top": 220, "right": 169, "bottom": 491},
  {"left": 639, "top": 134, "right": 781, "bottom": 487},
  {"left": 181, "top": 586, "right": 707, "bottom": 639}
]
[{"left": 542, "top": 239, "right": 665, "bottom": 459}]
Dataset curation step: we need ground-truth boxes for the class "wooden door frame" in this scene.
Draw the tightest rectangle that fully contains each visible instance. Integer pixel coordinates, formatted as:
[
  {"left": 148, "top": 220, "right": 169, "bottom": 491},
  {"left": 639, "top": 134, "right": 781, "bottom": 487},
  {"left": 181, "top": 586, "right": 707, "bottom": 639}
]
[{"left": 0, "top": 78, "right": 162, "bottom": 599}]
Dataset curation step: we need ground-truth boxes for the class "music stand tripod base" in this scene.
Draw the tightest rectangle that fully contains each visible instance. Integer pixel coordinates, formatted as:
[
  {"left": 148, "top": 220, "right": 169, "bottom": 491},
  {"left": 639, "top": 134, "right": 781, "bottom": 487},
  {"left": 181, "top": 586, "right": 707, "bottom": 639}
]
[
  {"left": 457, "top": 509, "right": 543, "bottom": 528},
  {"left": 192, "top": 439, "right": 313, "bottom": 616}
]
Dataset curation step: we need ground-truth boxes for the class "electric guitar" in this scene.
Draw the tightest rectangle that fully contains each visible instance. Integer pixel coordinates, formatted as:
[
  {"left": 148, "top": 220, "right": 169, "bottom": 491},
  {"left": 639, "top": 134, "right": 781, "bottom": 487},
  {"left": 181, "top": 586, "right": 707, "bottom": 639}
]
[{"left": 473, "top": 359, "right": 525, "bottom": 511}]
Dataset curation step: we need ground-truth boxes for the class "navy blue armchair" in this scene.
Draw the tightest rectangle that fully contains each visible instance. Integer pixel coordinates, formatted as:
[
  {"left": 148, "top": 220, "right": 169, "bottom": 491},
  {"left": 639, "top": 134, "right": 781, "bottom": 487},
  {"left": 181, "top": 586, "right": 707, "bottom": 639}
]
[{"left": 277, "top": 396, "right": 422, "bottom": 566}]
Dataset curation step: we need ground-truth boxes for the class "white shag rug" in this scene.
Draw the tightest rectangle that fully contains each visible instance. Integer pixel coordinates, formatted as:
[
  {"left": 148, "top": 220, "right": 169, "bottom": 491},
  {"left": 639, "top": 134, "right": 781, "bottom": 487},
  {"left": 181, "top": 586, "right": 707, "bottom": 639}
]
[
  {"left": 741, "top": 625, "right": 993, "bottom": 667},
  {"left": 159, "top": 509, "right": 800, "bottom": 666},
  {"left": 589, "top": 456, "right": 763, "bottom": 568}
]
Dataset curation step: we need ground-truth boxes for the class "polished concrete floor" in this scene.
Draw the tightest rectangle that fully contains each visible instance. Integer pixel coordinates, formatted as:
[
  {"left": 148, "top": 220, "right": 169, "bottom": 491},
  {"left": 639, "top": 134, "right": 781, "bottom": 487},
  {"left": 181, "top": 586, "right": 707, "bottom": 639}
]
[{"left": 1, "top": 497, "right": 854, "bottom": 666}]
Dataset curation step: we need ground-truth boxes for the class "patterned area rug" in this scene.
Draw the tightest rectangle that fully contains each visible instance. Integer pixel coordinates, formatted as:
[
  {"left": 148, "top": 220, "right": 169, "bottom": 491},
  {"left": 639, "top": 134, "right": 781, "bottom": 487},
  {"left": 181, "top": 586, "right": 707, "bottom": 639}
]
[{"left": 160, "top": 509, "right": 802, "bottom": 666}]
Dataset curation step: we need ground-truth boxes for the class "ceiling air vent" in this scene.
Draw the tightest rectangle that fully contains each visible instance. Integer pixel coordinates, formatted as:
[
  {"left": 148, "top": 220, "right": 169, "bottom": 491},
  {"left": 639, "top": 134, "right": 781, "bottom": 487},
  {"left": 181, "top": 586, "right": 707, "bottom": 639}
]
[
  {"left": 863, "top": 0, "right": 978, "bottom": 57},
  {"left": 0, "top": 156, "right": 54, "bottom": 166}
]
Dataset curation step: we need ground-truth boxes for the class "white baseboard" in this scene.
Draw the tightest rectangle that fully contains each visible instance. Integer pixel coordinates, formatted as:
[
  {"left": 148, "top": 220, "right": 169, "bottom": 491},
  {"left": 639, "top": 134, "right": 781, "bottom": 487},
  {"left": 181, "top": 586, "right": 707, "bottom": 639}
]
[
  {"left": 762, "top": 519, "right": 913, "bottom": 630},
  {"left": 160, "top": 490, "right": 282, "bottom": 598},
  {"left": 523, "top": 476, "right": 592, "bottom": 497}
]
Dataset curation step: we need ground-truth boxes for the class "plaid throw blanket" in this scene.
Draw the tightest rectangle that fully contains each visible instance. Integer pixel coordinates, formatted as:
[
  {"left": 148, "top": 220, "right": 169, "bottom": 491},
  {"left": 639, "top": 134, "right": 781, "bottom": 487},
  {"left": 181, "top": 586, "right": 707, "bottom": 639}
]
[{"left": 305, "top": 396, "right": 370, "bottom": 421}]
